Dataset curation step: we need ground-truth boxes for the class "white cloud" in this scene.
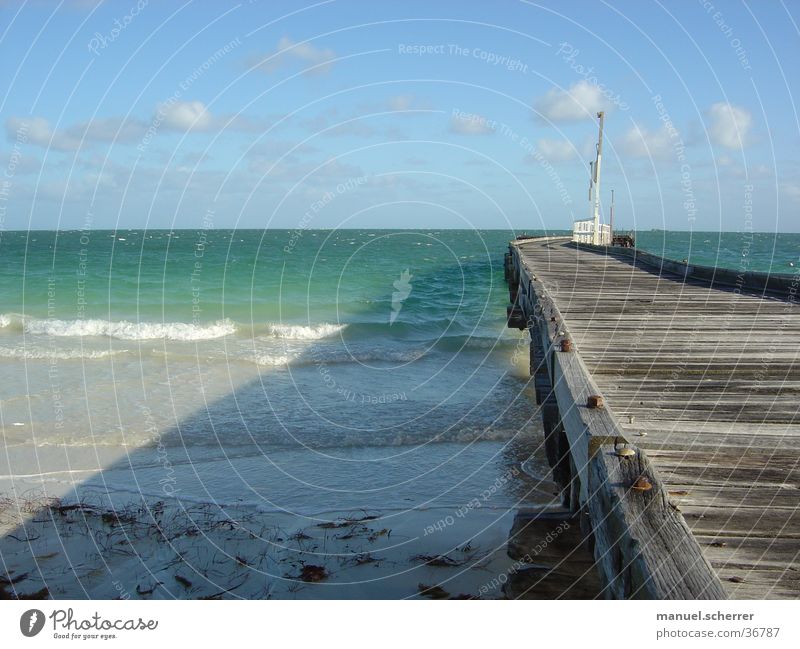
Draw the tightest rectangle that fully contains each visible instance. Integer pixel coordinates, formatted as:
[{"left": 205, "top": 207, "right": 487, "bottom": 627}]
[
  {"left": 707, "top": 102, "right": 752, "bottom": 149},
  {"left": 535, "top": 138, "right": 578, "bottom": 162},
  {"left": 387, "top": 95, "right": 419, "bottom": 111},
  {"left": 7, "top": 116, "right": 149, "bottom": 151},
  {"left": 72, "top": 117, "right": 149, "bottom": 142},
  {"left": 252, "top": 36, "right": 335, "bottom": 75},
  {"left": 7, "top": 116, "right": 49, "bottom": 144},
  {"left": 534, "top": 80, "right": 606, "bottom": 122},
  {"left": 717, "top": 154, "right": 734, "bottom": 167},
  {"left": 6, "top": 116, "right": 81, "bottom": 151},
  {"left": 159, "top": 100, "right": 212, "bottom": 131},
  {"left": 0, "top": 147, "right": 41, "bottom": 174},
  {"left": 7, "top": 104, "right": 266, "bottom": 153},
  {"left": 449, "top": 113, "right": 495, "bottom": 135},
  {"left": 353, "top": 95, "right": 430, "bottom": 115},
  {"left": 619, "top": 124, "right": 674, "bottom": 160}
]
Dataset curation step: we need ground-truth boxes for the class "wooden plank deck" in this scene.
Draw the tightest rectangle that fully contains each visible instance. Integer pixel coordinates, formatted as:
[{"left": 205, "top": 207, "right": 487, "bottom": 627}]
[{"left": 507, "top": 236, "right": 800, "bottom": 599}]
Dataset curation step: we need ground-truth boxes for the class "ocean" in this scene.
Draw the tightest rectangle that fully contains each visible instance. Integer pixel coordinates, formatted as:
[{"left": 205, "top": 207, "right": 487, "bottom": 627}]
[
  {"left": 1, "top": 228, "right": 796, "bottom": 512},
  {"left": 0, "top": 229, "right": 551, "bottom": 516},
  {"left": 1, "top": 227, "right": 797, "bottom": 598},
  {"left": 633, "top": 230, "right": 799, "bottom": 273}
]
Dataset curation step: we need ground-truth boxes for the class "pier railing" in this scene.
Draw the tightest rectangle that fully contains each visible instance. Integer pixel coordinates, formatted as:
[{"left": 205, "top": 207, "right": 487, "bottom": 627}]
[
  {"left": 506, "top": 236, "right": 727, "bottom": 599},
  {"left": 569, "top": 241, "right": 798, "bottom": 298}
]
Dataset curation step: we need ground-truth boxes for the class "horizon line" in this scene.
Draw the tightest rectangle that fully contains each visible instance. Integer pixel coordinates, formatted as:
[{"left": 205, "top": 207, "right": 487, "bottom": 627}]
[{"left": 3, "top": 228, "right": 798, "bottom": 235}]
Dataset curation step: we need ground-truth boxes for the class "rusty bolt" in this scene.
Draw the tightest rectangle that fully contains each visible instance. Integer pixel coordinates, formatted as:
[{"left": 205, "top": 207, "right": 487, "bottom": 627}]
[
  {"left": 587, "top": 394, "right": 604, "bottom": 408},
  {"left": 560, "top": 339, "right": 573, "bottom": 352},
  {"left": 631, "top": 476, "right": 653, "bottom": 492}
]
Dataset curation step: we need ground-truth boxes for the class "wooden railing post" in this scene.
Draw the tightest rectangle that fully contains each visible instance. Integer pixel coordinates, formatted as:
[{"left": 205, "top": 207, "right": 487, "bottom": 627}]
[{"left": 506, "top": 237, "right": 728, "bottom": 599}]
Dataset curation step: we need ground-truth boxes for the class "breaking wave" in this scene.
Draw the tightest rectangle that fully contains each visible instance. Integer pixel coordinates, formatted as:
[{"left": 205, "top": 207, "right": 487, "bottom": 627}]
[
  {"left": 249, "top": 345, "right": 426, "bottom": 368},
  {"left": 22, "top": 317, "right": 237, "bottom": 341},
  {"left": 0, "top": 346, "right": 127, "bottom": 360},
  {"left": 260, "top": 322, "right": 347, "bottom": 340},
  {"left": 1, "top": 314, "right": 347, "bottom": 343}
]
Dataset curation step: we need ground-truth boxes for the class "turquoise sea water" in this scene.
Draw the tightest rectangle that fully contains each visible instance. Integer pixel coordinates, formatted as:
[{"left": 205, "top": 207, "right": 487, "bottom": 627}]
[
  {"left": 0, "top": 228, "right": 513, "bottom": 329},
  {"left": 0, "top": 229, "right": 546, "bottom": 514},
  {"left": 0, "top": 228, "right": 796, "bottom": 514},
  {"left": 633, "top": 230, "right": 800, "bottom": 273},
  {"left": 1, "top": 229, "right": 795, "bottom": 326}
]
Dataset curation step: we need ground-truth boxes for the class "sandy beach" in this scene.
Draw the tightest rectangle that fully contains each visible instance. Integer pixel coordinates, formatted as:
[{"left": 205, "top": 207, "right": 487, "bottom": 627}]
[{"left": 1, "top": 489, "right": 550, "bottom": 600}]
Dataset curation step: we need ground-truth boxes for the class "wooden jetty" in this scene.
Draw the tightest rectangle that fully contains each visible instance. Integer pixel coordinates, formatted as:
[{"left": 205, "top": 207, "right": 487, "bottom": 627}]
[{"left": 505, "top": 235, "right": 799, "bottom": 599}]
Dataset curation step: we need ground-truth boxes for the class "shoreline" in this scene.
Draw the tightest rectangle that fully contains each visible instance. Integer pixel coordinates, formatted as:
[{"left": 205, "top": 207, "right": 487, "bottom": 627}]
[
  {"left": 0, "top": 436, "right": 563, "bottom": 600},
  {"left": 1, "top": 493, "right": 533, "bottom": 600}
]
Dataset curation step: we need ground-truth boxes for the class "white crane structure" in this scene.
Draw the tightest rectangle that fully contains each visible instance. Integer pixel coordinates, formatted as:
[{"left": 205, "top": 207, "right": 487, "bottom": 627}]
[{"left": 572, "top": 111, "right": 611, "bottom": 245}]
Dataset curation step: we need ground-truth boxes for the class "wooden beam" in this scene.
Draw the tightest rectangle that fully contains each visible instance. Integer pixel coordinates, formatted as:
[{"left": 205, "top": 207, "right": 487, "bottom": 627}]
[{"left": 507, "top": 237, "right": 730, "bottom": 599}]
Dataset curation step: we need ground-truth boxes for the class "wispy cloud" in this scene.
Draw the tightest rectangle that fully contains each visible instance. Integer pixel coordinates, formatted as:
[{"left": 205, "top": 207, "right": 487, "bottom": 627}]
[
  {"left": 535, "top": 138, "right": 579, "bottom": 162},
  {"left": 354, "top": 95, "right": 432, "bottom": 115},
  {"left": 250, "top": 36, "right": 335, "bottom": 76},
  {"left": 4, "top": 115, "right": 149, "bottom": 151},
  {"left": 449, "top": 113, "right": 495, "bottom": 135},
  {"left": 619, "top": 124, "right": 674, "bottom": 160},
  {"left": 159, "top": 100, "right": 212, "bottom": 131},
  {"left": 707, "top": 102, "right": 752, "bottom": 149},
  {"left": 6, "top": 101, "right": 267, "bottom": 152},
  {"left": 534, "top": 80, "right": 607, "bottom": 122},
  {"left": 157, "top": 100, "right": 266, "bottom": 133},
  {"left": 6, "top": 116, "right": 78, "bottom": 152},
  {"left": 387, "top": 95, "right": 425, "bottom": 111}
]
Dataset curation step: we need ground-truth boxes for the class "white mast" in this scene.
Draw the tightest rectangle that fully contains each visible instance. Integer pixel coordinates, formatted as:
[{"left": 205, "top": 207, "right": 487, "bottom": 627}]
[
  {"left": 591, "top": 111, "right": 605, "bottom": 245},
  {"left": 610, "top": 188, "right": 615, "bottom": 240}
]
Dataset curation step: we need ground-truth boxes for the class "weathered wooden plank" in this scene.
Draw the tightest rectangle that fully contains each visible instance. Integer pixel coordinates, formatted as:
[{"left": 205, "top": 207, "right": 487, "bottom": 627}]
[
  {"left": 588, "top": 446, "right": 726, "bottom": 598},
  {"left": 682, "top": 506, "right": 800, "bottom": 539},
  {"left": 506, "top": 235, "right": 800, "bottom": 599},
  {"left": 657, "top": 485, "right": 800, "bottom": 510},
  {"left": 551, "top": 351, "right": 625, "bottom": 505},
  {"left": 695, "top": 535, "right": 800, "bottom": 572},
  {"left": 631, "top": 432, "right": 800, "bottom": 452}
]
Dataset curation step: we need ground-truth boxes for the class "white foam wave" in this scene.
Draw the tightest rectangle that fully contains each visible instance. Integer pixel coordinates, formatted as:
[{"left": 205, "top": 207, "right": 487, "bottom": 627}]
[
  {"left": 0, "top": 347, "right": 126, "bottom": 360},
  {"left": 248, "top": 346, "right": 424, "bottom": 368},
  {"left": 24, "top": 318, "right": 236, "bottom": 341},
  {"left": 251, "top": 353, "right": 294, "bottom": 366},
  {"left": 264, "top": 322, "right": 346, "bottom": 340},
  {"left": 0, "top": 314, "right": 11, "bottom": 328}
]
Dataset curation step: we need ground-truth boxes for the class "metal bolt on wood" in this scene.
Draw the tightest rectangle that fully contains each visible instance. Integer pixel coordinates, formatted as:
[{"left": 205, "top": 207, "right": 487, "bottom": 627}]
[{"left": 587, "top": 394, "right": 604, "bottom": 408}]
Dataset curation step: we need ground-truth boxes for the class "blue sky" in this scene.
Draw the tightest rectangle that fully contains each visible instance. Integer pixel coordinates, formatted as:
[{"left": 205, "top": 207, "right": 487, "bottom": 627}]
[{"left": 1, "top": 0, "right": 798, "bottom": 231}]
